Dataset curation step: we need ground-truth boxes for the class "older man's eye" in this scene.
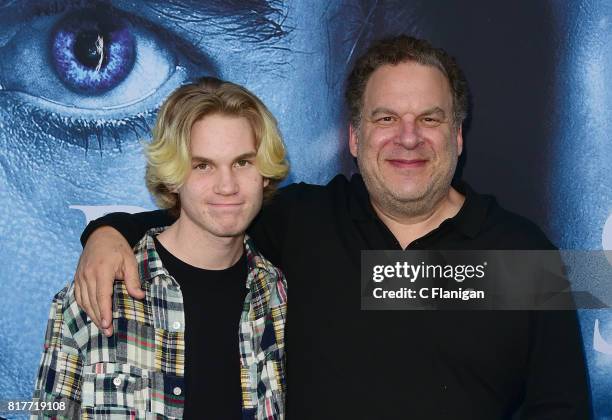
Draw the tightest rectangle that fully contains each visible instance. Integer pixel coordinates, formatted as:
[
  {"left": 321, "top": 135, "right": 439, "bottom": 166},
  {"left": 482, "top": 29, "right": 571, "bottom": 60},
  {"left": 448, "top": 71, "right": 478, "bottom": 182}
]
[
  {"left": 374, "top": 116, "right": 396, "bottom": 125},
  {"left": 420, "top": 117, "right": 442, "bottom": 127},
  {"left": 0, "top": 3, "right": 215, "bottom": 151}
]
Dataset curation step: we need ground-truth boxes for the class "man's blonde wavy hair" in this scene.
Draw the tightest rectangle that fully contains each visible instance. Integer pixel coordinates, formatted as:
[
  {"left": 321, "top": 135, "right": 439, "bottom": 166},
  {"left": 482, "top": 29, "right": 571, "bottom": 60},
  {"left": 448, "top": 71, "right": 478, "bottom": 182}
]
[{"left": 145, "top": 77, "right": 289, "bottom": 216}]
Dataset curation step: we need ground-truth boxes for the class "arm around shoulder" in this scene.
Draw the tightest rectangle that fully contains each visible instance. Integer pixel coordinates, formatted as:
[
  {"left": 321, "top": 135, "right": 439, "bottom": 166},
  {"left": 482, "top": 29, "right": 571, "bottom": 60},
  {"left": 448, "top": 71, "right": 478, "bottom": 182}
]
[{"left": 80, "top": 209, "right": 173, "bottom": 248}]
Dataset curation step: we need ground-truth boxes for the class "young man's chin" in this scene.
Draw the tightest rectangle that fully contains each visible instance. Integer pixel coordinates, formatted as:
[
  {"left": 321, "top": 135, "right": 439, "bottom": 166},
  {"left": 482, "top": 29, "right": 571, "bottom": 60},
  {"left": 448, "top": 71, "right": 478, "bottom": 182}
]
[{"left": 208, "top": 224, "right": 250, "bottom": 238}]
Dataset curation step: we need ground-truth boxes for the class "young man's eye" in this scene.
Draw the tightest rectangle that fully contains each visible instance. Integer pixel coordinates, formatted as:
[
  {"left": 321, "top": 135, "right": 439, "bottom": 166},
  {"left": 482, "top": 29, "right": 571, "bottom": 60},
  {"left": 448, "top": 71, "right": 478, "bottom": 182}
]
[
  {"left": 235, "top": 159, "right": 251, "bottom": 167},
  {"left": 195, "top": 163, "right": 209, "bottom": 170}
]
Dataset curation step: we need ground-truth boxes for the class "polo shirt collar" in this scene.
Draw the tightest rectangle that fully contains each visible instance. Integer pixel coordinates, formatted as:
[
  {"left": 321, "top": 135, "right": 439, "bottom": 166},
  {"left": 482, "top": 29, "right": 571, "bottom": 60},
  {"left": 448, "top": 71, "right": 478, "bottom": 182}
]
[{"left": 348, "top": 174, "right": 491, "bottom": 239}]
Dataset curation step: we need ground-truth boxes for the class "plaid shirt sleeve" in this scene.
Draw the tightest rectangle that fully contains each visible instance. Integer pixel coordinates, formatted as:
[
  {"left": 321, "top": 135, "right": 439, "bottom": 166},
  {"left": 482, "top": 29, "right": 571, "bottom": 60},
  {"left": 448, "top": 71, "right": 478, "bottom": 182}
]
[
  {"left": 261, "top": 267, "right": 288, "bottom": 420},
  {"left": 32, "top": 282, "right": 86, "bottom": 419},
  {"left": 241, "top": 262, "right": 288, "bottom": 420}
]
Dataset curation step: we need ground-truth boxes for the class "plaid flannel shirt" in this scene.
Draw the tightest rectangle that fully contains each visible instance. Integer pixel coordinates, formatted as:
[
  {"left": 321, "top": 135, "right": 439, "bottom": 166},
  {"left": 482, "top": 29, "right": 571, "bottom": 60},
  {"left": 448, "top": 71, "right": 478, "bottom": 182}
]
[{"left": 33, "top": 228, "right": 287, "bottom": 419}]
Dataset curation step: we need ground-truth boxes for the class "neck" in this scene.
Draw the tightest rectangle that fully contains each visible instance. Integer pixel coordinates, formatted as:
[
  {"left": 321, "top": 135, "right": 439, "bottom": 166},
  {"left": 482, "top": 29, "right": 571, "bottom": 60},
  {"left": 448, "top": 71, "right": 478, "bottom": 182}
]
[
  {"left": 371, "top": 187, "right": 465, "bottom": 249},
  {"left": 157, "top": 218, "right": 244, "bottom": 270}
]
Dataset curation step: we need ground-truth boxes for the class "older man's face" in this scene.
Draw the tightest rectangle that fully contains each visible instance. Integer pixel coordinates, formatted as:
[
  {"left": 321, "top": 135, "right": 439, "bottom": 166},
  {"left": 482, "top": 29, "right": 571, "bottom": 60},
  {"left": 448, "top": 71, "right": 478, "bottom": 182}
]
[{"left": 350, "top": 61, "right": 463, "bottom": 214}]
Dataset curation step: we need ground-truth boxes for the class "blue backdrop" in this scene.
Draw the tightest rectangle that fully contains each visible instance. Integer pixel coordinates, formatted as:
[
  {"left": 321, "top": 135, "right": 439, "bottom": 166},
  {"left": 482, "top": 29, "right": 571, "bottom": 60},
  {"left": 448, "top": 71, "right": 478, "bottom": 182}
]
[{"left": 0, "top": 1, "right": 610, "bottom": 418}]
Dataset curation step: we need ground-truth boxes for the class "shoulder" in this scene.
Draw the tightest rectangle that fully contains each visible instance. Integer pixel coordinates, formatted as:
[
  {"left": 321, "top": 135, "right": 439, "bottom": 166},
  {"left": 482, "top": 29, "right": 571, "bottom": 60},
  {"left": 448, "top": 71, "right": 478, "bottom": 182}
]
[
  {"left": 245, "top": 236, "right": 285, "bottom": 278},
  {"left": 456, "top": 182, "right": 556, "bottom": 250},
  {"left": 482, "top": 198, "right": 556, "bottom": 250},
  {"left": 272, "top": 174, "right": 350, "bottom": 203},
  {"left": 244, "top": 236, "right": 287, "bottom": 300},
  {"left": 260, "top": 174, "right": 353, "bottom": 223}
]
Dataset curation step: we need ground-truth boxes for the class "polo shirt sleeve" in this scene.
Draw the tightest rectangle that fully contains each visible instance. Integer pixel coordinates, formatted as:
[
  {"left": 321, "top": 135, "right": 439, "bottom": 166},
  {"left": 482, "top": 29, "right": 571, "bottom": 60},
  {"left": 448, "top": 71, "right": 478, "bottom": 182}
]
[
  {"left": 502, "top": 220, "right": 591, "bottom": 418},
  {"left": 80, "top": 209, "right": 174, "bottom": 248},
  {"left": 518, "top": 310, "right": 592, "bottom": 419}
]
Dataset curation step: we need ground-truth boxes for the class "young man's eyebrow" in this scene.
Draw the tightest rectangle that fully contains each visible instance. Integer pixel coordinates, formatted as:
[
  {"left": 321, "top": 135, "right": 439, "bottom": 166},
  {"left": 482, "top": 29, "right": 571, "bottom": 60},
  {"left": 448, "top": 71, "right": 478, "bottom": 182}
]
[
  {"left": 191, "top": 152, "right": 257, "bottom": 163},
  {"left": 234, "top": 152, "right": 257, "bottom": 161},
  {"left": 191, "top": 156, "right": 212, "bottom": 164}
]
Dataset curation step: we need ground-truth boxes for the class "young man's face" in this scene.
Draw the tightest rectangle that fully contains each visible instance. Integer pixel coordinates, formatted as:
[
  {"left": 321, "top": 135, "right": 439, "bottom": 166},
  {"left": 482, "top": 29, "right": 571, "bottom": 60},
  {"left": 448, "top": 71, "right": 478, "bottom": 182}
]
[
  {"left": 177, "top": 113, "right": 268, "bottom": 239},
  {"left": 349, "top": 61, "right": 463, "bottom": 212}
]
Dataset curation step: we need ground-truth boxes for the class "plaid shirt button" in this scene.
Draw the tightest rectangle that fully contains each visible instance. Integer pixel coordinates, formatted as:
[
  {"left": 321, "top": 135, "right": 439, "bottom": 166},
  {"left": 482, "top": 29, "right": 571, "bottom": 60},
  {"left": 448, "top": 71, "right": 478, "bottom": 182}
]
[
  {"left": 113, "top": 377, "right": 122, "bottom": 387},
  {"left": 172, "top": 321, "right": 181, "bottom": 330},
  {"left": 173, "top": 387, "right": 182, "bottom": 396}
]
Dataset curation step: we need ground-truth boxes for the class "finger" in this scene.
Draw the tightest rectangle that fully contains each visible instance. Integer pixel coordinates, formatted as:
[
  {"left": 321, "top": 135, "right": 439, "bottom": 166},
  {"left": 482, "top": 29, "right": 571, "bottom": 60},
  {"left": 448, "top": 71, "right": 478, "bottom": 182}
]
[
  {"left": 78, "top": 279, "right": 98, "bottom": 327},
  {"left": 96, "top": 272, "right": 115, "bottom": 335},
  {"left": 122, "top": 254, "right": 145, "bottom": 300},
  {"left": 74, "top": 252, "right": 88, "bottom": 309},
  {"left": 102, "top": 326, "right": 114, "bottom": 337},
  {"left": 74, "top": 277, "right": 82, "bottom": 308},
  {"left": 84, "top": 270, "right": 104, "bottom": 330},
  {"left": 76, "top": 258, "right": 101, "bottom": 327}
]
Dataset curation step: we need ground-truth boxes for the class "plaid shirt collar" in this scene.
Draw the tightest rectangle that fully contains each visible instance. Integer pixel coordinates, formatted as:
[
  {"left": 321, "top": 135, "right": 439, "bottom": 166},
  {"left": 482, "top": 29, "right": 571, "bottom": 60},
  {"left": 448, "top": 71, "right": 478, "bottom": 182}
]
[{"left": 136, "top": 227, "right": 276, "bottom": 287}]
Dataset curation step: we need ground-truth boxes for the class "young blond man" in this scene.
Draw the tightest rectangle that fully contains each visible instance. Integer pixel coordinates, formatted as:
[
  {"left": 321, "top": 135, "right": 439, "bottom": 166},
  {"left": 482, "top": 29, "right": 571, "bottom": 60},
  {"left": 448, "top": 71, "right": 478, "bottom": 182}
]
[{"left": 33, "top": 78, "right": 288, "bottom": 419}]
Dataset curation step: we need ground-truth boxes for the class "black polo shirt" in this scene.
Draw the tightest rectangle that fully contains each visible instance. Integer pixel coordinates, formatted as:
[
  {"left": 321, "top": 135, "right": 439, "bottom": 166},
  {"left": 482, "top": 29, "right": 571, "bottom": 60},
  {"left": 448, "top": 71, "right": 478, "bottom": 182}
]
[{"left": 83, "top": 174, "right": 590, "bottom": 420}]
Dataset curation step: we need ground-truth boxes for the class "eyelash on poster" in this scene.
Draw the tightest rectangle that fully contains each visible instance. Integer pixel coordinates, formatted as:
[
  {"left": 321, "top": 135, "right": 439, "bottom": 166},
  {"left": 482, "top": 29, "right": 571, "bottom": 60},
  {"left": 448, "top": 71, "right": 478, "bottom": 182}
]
[{"left": 11, "top": 1, "right": 216, "bottom": 152}]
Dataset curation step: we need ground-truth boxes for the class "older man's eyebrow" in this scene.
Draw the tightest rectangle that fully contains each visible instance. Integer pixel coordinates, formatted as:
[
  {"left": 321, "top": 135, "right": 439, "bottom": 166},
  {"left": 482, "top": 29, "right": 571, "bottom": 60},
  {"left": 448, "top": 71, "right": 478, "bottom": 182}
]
[
  {"left": 369, "top": 107, "right": 399, "bottom": 118},
  {"left": 368, "top": 106, "right": 449, "bottom": 121},
  {"left": 420, "top": 107, "right": 447, "bottom": 118}
]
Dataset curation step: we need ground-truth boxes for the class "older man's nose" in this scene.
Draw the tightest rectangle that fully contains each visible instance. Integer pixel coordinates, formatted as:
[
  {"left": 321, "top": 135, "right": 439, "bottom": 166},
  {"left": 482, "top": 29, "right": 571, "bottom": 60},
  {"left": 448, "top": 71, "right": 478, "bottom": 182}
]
[{"left": 396, "top": 118, "right": 422, "bottom": 149}]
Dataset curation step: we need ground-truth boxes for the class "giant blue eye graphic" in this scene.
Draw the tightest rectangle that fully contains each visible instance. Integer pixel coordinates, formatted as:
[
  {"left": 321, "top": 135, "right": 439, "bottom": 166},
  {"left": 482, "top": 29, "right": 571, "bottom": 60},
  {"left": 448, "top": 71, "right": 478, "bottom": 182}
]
[
  {"left": 0, "top": 2, "right": 221, "bottom": 151},
  {"left": 51, "top": 9, "right": 135, "bottom": 94}
]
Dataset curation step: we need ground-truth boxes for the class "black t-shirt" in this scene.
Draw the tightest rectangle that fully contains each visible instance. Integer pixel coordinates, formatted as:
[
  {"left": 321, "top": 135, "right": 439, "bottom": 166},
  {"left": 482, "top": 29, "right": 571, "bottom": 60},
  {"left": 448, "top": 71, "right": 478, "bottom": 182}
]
[
  {"left": 153, "top": 237, "right": 247, "bottom": 420},
  {"left": 84, "top": 174, "right": 590, "bottom": 420}
]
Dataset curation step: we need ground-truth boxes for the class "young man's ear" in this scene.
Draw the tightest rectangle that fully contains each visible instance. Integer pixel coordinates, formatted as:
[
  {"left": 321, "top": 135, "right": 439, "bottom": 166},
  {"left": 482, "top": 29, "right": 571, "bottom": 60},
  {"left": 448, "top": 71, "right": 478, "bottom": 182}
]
[
  {"left": 263, "top": 178, "right": 270, "bottom": 188},
  {"left": 349, "top": 123, "right": 359, "bottom": 158}
]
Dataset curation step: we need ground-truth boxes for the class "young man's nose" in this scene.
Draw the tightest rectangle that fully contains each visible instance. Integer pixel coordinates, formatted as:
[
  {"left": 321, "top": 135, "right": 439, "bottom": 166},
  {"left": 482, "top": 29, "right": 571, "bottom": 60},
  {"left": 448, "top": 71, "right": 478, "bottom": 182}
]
[{"left": 213, "top": 168, "right": 239, "bottom": 195}]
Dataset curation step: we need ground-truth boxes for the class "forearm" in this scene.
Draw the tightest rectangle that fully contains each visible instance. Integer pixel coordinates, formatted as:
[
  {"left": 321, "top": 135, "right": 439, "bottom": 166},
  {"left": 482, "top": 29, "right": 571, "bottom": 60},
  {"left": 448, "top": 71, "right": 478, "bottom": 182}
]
[{"left": 80, "top": 209, "right": 174, "bottom": 248}]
